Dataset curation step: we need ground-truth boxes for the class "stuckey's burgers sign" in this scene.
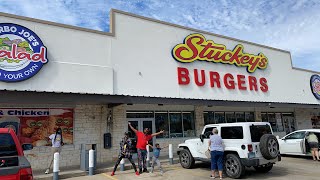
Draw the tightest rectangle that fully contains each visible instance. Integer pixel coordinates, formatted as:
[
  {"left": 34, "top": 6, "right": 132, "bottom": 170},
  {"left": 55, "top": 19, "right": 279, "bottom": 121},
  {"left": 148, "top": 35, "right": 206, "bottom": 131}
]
[
  {"left": 172, "top": 33, "right": 269, "bottom": 92},
  {"left": 0, "top": 23, "right": 48, "bottom": 82}
]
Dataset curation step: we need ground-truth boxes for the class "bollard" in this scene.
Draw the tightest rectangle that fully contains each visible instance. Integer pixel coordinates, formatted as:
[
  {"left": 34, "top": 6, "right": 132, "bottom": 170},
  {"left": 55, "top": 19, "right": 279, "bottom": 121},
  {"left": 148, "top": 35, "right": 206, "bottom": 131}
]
[
  {"left": 120, "top": 158, "right": 125, "bottom": 171},
  {"left": 89, "top": 149, "right": 94, "bottom": 176},
  {"left": 53, "top": 152, "right": 59, "bottom": 180},
  {"left": 146, "top": 145, "right": 150, "bottom": 167},
  {"left": 169, "top": 144, "right": 173, "bottom": 165}
]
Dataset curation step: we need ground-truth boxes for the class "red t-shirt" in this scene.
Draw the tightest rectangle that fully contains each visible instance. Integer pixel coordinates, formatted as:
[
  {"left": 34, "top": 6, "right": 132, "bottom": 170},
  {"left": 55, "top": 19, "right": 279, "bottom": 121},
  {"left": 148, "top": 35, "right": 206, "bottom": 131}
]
[{"left": 136, "top": 131, "right": 152, "bottom": 150}]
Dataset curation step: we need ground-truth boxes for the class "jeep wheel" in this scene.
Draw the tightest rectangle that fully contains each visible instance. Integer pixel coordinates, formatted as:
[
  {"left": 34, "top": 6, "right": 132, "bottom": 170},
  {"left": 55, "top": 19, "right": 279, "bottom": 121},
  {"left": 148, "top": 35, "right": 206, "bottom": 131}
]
[
  {"left": 179, "top": 149, "right": 195, "bottom": 169},
  {"left": 224, "top": 154, "right": 245, "bottom": 179},
  {"left": 254, "top": 164, "right": 273, "bottom": 173},
  {"left": 260, "top": 134, "right": 279, "bottom": 160}
]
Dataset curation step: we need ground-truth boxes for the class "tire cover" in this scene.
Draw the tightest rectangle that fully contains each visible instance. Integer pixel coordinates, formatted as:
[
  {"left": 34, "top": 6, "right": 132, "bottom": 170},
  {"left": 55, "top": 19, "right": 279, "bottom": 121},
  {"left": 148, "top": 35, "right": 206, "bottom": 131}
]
[{"left": 259, "top": 134, "right": 279, "bottom": 160}]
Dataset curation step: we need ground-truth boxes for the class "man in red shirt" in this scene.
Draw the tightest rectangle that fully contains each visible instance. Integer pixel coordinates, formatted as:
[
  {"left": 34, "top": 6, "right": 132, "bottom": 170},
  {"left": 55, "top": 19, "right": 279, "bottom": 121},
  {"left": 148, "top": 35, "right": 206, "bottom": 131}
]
[{"left": 128, "top": 122, "right": 164, "bottom": 174}]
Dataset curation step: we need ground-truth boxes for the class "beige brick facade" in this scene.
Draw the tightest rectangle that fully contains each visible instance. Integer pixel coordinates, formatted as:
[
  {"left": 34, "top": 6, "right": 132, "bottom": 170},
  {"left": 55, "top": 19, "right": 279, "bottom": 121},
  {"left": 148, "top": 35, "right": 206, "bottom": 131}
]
[{"left": 1, "top": 103, "right": 317, "bottom": 171}]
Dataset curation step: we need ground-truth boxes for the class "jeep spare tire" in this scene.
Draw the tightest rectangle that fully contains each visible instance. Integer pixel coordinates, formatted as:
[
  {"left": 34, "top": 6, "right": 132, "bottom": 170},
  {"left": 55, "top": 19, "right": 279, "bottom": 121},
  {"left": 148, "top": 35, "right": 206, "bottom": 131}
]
[{"left": 259, "top": 134, "right": 279, "bottom": 160}]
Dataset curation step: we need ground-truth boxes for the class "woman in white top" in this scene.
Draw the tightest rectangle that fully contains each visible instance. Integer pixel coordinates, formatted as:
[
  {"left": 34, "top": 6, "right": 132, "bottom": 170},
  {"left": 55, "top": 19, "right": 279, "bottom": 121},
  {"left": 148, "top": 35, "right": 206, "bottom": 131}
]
[
  {"left": 306, "top": 132, "right": 319, "bottom": 161},
  {"left": 45, "top": 128, "right": 64, "bottom": 174},
  {"left": 208, "top": 128, "right": 224, "bottom": 179}
]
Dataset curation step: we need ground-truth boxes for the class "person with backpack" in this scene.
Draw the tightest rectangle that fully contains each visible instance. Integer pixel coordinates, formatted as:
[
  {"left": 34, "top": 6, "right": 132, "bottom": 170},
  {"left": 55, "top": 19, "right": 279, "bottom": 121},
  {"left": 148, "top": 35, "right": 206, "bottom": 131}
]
[{"left": 111, "top": 132, "right": 139, "bottom": 176}]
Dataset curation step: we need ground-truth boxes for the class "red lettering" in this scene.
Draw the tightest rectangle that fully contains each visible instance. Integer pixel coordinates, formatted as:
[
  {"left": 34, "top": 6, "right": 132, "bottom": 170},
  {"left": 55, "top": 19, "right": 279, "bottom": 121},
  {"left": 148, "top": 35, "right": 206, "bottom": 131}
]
[
  {"left": 221, "top": 52, "right": 232, "bottom": 62},
  {"left": 177, "top": 67, "right": 190, "bottom": 85},
  {"left": 229, "top": 46, "right": 242, "bottom": 64},
  {"left": 260, "top": 78, "right": 268, "bottom": 92},
  {"left": 209, "top": 71, "right": 221, "bottom": 88},
  {"left": 194, "top": 69, "right": 206, "bottom": 86},
  {"left": 237, "top": 75, "right": 247, "bottom": 90},
  {"left": 248, "top": 57, "right": 260, "bottom": 72},
  {"left": 240, "top": 55, "right": 250, "bottom": 64},
  {"left": 248, "top": 76, "right": 258, "bottom": 91},
  {"left": 258, "top": 58, "right": 267, "bottom": 68},
  {"left": 224, "top": 73, "right": 235, "bottom": 89}
]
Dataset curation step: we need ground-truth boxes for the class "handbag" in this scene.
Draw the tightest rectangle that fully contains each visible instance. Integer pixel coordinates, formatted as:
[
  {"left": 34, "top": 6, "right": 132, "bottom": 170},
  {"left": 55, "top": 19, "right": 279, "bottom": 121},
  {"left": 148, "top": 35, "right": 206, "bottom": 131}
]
[{"left": 205, "top": 149, "right": 211, "bottom": 158}]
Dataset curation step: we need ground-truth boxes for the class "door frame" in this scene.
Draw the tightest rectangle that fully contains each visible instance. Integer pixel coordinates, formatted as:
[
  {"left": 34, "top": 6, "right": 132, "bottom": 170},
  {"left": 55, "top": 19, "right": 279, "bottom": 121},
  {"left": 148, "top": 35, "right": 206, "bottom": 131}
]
[{"left": 127, "top": 118, "right": 156, "bottom": 147}]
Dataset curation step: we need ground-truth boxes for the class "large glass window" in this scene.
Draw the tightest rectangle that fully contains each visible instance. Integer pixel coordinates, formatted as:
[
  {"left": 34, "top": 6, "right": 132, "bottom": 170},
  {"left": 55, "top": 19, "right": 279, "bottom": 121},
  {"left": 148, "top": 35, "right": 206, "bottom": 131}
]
[
  {"left": 183, "top": 112, "right": 195, "bottom": 137},
  {"left": 169, "top": 113, "right": 183, "bottom": 138},
  {"left": 215, "top": 112, "right": 225, "bottom": 123},
  {"left": 236, "top": 112, "right": 245, "bottom": 122},
  {"left": 204, "top": 111, "right": 255, "bottom": 124},
  {"left": 155, "top": 112, "right": 169, "bottom": 138},
  {"left": 261, "top": 112, "right": 295, "bottom": 132},
  {"left": 226, "top": 112, "right": 236, "bottom": 123},
  {"left": 268, "top": 113, "right": 277, "bottom": 132}
]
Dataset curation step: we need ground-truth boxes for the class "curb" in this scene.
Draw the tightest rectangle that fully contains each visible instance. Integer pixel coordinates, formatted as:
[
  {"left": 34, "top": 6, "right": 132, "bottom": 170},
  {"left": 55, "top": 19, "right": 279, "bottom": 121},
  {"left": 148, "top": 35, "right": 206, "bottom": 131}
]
[{"left": 34, "top": 158, "right": 180, "bottom": 180}]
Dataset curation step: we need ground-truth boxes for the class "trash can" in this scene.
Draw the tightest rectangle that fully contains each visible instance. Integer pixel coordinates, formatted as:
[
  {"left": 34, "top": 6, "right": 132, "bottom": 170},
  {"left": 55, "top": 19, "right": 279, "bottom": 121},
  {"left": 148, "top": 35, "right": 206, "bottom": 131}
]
[{"left": 80, "top": 144, "right": 97, "bottom": 171}]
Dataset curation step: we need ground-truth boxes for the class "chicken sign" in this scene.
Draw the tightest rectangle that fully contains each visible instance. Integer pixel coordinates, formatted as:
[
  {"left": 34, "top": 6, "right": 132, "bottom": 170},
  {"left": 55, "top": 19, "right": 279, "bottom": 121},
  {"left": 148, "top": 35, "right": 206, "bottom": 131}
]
[{"left": 0, "top": 23, "right": 48, "bottom": 82}]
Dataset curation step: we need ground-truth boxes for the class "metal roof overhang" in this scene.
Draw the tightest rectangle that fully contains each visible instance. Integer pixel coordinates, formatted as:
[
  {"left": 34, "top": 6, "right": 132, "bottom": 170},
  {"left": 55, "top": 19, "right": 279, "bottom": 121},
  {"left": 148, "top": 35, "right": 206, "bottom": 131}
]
[{"left": 0, "top": 90, "right": 319, "bottom": 109}]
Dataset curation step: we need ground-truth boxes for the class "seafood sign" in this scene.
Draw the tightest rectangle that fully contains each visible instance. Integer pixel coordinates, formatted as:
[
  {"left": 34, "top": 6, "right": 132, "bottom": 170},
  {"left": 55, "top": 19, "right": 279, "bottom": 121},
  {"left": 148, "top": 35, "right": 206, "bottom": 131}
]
[
  {"left": 311, "top": 74, "right": 320, "bottom": 100},
  {"left": 172, "top": 34, "right": 268, "bottom": 73},
  {"left": 0, "top": 23, "right": 48, "bottom": 82}
]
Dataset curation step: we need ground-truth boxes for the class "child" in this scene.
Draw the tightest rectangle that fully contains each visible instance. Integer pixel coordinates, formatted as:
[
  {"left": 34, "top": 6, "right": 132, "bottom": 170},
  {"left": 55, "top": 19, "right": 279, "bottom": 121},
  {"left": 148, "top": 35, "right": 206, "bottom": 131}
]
[{"left": 148, "top": 143, "right": 168, "bottom": 175}]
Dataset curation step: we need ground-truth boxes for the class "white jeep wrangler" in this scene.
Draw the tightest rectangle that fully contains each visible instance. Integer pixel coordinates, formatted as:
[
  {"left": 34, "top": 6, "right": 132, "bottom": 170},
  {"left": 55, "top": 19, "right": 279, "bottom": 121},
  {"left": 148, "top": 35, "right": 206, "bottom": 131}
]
[{"left": 177, "top": 122, "right": 281, "bottom": 179}]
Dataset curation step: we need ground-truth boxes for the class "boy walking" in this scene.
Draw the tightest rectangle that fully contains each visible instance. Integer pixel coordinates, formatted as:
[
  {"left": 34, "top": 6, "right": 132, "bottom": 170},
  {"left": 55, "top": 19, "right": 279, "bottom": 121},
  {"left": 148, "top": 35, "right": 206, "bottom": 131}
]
[{"left": 149, "top": 143, "right": 168, "bottom": 175}]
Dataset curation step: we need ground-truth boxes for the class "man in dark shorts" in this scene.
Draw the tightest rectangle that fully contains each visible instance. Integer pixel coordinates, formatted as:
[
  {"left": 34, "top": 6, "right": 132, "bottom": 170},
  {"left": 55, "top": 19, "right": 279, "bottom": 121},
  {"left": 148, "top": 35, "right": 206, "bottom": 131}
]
[{"left": 128, "top": 122, "right": 164, "bottom": 174}]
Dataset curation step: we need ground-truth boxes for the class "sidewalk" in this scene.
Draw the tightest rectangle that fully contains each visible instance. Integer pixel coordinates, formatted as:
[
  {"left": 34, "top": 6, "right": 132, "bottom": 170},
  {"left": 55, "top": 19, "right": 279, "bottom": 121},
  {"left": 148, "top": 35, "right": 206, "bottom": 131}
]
[{"left": 34, "top": 156, "right": 179, "bottom": 180}]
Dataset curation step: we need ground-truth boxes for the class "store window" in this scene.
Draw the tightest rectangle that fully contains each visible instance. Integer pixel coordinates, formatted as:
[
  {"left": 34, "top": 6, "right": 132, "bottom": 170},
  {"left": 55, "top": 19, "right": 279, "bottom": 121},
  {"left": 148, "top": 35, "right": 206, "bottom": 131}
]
[
  {"left": 155, "top": 112, "right": 169, "bottom": 138},
  {"left": 261, "top": 112, "right": 295, "bottom": 133},
  {"left": 0, "top": 108, "right": 74, "bottom": 147},
  {"left": 169, "top": 112, "right": 183, "bottom": 138},
  {"left": 311, "top": 113, "right": 320, "bottom": 129},
  {"left": 183, "top": 112, "right": 195, "bottom": 137},
  {"left": 204, "top": 111, "right": 255, "bottom": 124}
]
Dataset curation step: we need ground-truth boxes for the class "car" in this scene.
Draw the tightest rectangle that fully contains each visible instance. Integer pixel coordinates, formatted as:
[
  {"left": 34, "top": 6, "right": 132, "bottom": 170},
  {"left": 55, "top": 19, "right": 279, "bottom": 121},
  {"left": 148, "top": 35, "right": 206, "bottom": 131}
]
[
  {"left": 177, "top": 122, "right": 281, "bottom": 179},
  {"left": 0, "top": 128, "right": 33, "bottom": 180},
  {"left": 278, "top": 129, "right": 320, "bottom": 156}
]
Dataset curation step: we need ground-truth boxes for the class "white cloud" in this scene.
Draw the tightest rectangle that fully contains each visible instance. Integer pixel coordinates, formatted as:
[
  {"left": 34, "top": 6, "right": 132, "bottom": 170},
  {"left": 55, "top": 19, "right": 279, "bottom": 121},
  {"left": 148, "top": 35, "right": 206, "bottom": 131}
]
[{"left": 0, "top": 0, "right": 319, "bottom": 71}]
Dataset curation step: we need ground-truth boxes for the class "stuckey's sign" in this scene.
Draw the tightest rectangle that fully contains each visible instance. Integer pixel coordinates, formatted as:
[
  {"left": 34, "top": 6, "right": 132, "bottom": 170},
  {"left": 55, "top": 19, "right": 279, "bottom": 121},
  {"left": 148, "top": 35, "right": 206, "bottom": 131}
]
[
  {"left": 0, "top": 23, "right": 48, "bottom": 82},
  {"left": 172, "top": 34, "right": 268, "bottom": 73}
]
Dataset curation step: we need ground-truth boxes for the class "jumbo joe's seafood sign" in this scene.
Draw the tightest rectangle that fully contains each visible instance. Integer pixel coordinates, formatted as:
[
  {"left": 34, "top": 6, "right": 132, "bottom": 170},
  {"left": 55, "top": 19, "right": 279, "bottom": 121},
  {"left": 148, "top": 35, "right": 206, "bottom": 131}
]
[
  {"left": 172, "top": 34, "right": 269, "bottom": 92},
  {"left": 0, "top": 23, "right": 48, "bottom": 82}
]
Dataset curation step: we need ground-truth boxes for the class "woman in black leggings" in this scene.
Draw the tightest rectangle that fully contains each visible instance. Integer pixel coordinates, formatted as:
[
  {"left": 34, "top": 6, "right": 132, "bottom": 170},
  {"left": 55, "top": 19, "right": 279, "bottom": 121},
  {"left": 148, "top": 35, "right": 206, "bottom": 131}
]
[{"left": 111, "top": 132, "right": 139, "bottom": 176}]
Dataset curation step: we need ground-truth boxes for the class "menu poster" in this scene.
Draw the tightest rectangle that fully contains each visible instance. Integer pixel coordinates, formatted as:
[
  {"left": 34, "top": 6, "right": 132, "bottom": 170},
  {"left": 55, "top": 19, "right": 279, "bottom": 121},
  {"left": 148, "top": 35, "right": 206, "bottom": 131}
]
[{"left": 0, "top": 108, "right": 73, "bottom": 147}]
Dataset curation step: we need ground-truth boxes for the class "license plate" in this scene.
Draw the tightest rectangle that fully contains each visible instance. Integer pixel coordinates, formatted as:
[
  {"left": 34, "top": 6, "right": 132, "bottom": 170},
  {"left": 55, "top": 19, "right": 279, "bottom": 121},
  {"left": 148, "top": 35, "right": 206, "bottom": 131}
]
[{"left": 248, "top": 152, "right": 255, "bottom": 158}]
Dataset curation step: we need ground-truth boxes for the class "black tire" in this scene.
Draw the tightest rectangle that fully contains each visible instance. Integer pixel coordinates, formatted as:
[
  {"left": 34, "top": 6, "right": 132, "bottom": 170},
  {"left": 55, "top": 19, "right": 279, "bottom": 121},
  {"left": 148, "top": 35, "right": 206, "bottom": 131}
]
[
  {"left": 224, "top": 154, "right": 245, "bottom": 179},
  {"left": 254, "top": 164, "right": 273, "bottom": 173},
  {"left": 260, "top": 134, "right": 279, "bottom": 160},
  {"left": 179, "top": 149, "right": 195, "bottom": 169},
  {"left": 259, "top": 134, "right": 279, "bottom": 160}
]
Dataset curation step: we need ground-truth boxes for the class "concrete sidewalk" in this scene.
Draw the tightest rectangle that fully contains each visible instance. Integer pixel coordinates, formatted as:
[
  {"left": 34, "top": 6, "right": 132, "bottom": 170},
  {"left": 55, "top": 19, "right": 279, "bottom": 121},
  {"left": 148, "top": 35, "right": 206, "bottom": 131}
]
[{"left": 34, "top": 156, "right": 180, "bottom": 180}]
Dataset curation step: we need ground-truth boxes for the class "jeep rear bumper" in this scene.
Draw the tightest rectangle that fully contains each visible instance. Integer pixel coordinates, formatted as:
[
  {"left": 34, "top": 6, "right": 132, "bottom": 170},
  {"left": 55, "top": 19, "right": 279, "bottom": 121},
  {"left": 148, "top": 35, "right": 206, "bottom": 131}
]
[{"left": 241, "top": 155, "right": 281, "bottom": 167}]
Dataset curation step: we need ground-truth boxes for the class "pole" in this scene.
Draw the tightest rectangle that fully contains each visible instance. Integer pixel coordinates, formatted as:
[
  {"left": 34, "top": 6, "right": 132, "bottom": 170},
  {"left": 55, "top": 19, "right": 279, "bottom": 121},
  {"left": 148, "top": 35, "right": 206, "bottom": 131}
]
[
  {"left": 120, "top": 158, "right": 125, "bottom": 171},
  {"left": 169, "top": 144, "right": 173, "bottom": 165},
  {"left": 146, "top": 145, "right": 150, "bottom": 167},
  {"left": 53, "top": 152, "right": 59, "bottom": 180},
  {"left": 89, "top": 149, "right": 94, "bottom": 176}
]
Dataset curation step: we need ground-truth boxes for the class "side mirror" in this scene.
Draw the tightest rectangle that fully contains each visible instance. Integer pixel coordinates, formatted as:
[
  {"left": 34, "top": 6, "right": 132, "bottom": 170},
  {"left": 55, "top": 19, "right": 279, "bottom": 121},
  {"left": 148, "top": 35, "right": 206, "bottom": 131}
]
[
  {"left": 200, "top": 134, "right": 205, "bottom": 142},
  {"left": 22, "top": 144, "right": 33, "bottom": 151}
]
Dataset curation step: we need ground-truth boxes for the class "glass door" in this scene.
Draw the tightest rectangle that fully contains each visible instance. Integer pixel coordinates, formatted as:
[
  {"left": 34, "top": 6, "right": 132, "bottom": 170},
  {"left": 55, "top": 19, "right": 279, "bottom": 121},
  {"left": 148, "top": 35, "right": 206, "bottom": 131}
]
[{"left": 127, "top": 118, "right": 155, "bottom": 152}]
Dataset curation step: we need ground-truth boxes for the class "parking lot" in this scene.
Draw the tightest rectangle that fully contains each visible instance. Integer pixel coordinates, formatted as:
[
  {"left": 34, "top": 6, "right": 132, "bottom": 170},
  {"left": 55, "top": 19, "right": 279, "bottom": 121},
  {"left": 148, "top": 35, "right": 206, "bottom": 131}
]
[{"left": 65, "top": 156, "right": 320, "bottom": 180}]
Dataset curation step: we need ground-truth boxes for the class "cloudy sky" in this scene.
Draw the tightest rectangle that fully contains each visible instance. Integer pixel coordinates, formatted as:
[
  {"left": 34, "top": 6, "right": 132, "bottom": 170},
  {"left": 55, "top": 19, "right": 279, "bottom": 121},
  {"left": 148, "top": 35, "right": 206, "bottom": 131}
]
[{"left": 0, "top": 0, "right": 319, "bottom": 72}]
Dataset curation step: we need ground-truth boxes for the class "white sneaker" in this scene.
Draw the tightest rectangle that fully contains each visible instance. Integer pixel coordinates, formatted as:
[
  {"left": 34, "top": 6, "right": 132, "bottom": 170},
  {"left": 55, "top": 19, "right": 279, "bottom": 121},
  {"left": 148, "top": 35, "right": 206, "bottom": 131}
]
[{"left": 45, "top": 169, "right": 49, "bottom": 174}]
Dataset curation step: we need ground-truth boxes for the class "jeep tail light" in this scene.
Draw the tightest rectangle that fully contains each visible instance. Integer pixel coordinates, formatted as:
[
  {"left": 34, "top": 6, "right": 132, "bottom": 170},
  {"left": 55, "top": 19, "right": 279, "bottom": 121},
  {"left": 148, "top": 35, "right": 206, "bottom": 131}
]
[
  {"left": 20, "top": 168, "right": 33, "bottom": 180},
  {"left": 248, "top": 144, "right": 253, "bottom": 152}
]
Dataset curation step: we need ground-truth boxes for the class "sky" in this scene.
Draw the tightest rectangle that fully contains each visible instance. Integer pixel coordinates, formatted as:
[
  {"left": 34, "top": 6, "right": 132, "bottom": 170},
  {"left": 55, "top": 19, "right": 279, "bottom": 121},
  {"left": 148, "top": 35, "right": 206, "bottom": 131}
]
[{"left": 0, "top": 0, "right": 319, "bottom": 72}]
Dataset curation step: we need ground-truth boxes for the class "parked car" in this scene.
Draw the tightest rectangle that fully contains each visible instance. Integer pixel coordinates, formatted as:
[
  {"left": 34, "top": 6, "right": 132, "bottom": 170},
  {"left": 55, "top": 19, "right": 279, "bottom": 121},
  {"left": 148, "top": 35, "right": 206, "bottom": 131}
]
[
  {"left": 0, "top": 128, "right": 33, "bottom": 180},
  {"left": 278, "top": 129, "right": 320, "bottom": 156},
  {"left": 177, "top": 122, "right": 281, "bottom": 179}
]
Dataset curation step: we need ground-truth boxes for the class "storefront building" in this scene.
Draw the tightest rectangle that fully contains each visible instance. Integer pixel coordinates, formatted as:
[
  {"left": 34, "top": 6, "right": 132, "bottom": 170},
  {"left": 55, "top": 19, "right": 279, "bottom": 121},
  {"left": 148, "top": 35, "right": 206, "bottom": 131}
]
[{"left": 0, "top": 9, "right": 319, "bottom": 171}]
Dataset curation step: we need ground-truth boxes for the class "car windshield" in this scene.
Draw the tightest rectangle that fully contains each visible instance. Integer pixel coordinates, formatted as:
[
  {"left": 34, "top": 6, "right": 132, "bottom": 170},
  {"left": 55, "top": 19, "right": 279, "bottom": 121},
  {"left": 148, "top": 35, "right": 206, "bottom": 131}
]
[
  {"left": 250, "top": 124, "right": 272, "bottom": 142},
  {"left": 0, "top": 133, "right": 18, "bottom": 157}
]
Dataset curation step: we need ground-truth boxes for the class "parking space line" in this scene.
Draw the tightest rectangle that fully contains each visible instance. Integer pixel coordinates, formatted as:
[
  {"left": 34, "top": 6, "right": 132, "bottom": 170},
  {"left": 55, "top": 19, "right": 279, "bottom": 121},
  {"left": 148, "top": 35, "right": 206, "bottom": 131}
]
[{"left": 102, "top": 173, "right": 118, "bottom": 180}]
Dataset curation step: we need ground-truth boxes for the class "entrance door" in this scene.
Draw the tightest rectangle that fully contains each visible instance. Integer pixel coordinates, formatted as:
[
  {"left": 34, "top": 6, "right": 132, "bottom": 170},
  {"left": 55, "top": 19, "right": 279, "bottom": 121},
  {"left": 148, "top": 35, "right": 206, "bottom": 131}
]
[{"left": 127, "top": 118, "right": 155, "bottom": 152}]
